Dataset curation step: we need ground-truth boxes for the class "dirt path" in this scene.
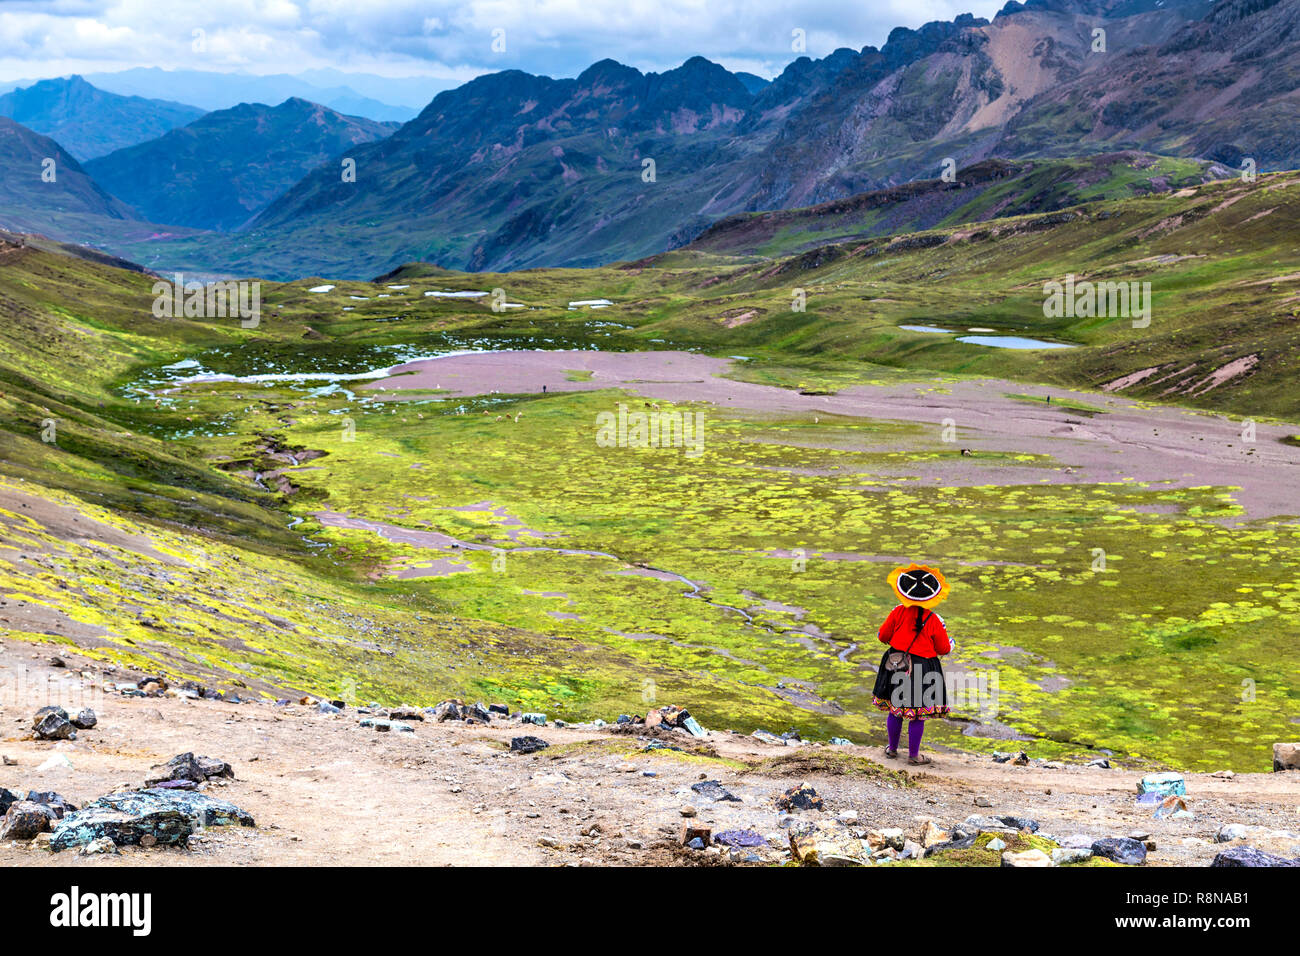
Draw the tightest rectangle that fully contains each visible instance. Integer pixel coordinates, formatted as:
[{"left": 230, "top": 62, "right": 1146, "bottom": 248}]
[
  {"left": 366, "top": 350, "right": 1300, "bottom": 519},
  {"left": 4, "top": 647, "right": 1297, "bottom": 867}
]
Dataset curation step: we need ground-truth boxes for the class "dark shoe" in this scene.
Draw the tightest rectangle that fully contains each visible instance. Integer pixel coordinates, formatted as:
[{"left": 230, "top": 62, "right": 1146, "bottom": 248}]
[
  {"left": 907, "top": 754, "right": 933, "bottom": 766},
  {"left": 884, "top": 748, "right": 898, "bottom": 759}
]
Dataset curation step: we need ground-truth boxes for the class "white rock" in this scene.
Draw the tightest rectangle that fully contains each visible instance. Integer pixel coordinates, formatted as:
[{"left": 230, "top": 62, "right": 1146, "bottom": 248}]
[{"left": 1052, "top": 847, "right": 1092, "bottom": 865}]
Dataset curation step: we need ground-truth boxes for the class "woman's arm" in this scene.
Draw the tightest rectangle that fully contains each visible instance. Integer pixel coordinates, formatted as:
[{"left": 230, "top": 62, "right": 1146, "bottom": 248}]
[
  {"left": 878, "top": 605, "right": 900, "bottom": 644},
  {"left": 931, "top": 614, "right": 952, "bottom": 655}
]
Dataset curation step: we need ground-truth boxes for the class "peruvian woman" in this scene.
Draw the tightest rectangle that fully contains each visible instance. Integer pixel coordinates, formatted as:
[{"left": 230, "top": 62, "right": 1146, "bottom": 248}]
[{"left": 871, "top": 564, "right": 952, "bottom": 765}]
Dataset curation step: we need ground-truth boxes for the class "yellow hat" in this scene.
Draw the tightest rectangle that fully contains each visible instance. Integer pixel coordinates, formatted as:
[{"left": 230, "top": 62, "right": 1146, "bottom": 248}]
[{"left": 888, "top": 563, "right": 950, "bottom": 608}]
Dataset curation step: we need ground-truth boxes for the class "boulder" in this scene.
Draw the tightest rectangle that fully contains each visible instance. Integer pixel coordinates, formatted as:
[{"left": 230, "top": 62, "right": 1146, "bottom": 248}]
[
  {"left": 691, "top": 780, "right": 740, "bottom": 803},
  {"left": 1137, "top": 772, "right": 1185, "bottom": 797},
  {"left": 775, "top": 783, "right": 823, "bottom": 812},
  {"left": 999, "top": 815, "right": 1040, "bottom": 832},
  {"left": 1091, "top": 837, "right": 1148, "bottom": 865},
  {"left": 519, "top": 712, "right": 547, "bottom": 726},
  {"left": 1216, "top": 824, "right": 1251, "bottom": 843},
  {"left": 71, "top": 709, "right": 97, "bottom": 730},
  {"left": 752, "top": 729, "right": 786, "bottom": 746},
  {"left": 1052, "top": 847, "right": 1093, "bottom": 865},
  {"left": 1153, "top": 795, "right": 1193, "bottom": 820},
  {"left": 923, "top": 831, "right": 978, "bottom": 856},
  {"left": 49, "top": 789, "right": 254, "bottom": 851},
  {"left": 388, "top": 706, "right": 425, "bottom": 721},
  {"left": 1273, "top": 742, "right": 1300, "bottom": 772},
  {"left": 0, "top": 787, "right": 19, "bottom": 815},
  {"left": 359, "top": 718, "right": 414, "bottom": 732},
  {"left": 1002, "top": 848, "right": 1053, "bottom": 867},
  {"left": 511, "top": 735, "right": 549, "bottom": 754},
  {"left": 644, "top": 705, "right": 706, "bottom": 737},
  {"left": 432, "top": 699, "right": 492, "bottom": 723},
  {"left": 789, "top": 824, "right": 870, "bottom": 866},
  {"left": 713, "top": 829, "right": 764, "bottom": 848},
  {"left": 146, "top": 752, "right": 234, "bottom": 786},
  {"left": 32, "top": 706, "right": 75, "bottom": 740},
  {"left": 137, "top": 676, "right": 168, "bottom": 695},
  {"left": 24, "top": 791, "right": 76, "bottom": 819},
  {"left": 0, "top": 801, "right": 57, "bottom": 840},
  {"left": 866, "top": 828, "right": 905, "bottom": 851},
  {"left": 918, "top": 819, "right": 950, "bottom": 848},
  {"left": 1210, "top": 845, "right": 1299, "bottom": 867},
  {"left": 963, "top": 814, "right": 1014, "bottom": 832}
]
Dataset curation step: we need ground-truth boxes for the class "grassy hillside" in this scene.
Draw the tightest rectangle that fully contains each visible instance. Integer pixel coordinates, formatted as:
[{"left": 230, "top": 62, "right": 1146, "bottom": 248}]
[{"left": 689, "top": 154, "right": 1225, "bottom": 258}]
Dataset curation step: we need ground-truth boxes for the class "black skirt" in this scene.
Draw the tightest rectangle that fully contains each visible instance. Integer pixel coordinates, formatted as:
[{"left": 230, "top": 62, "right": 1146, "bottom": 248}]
[{"left": 872, "top": 651, "right": 949, "bottom": 720}]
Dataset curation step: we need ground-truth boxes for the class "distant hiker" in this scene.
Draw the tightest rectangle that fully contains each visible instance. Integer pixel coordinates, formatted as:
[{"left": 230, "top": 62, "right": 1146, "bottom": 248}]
[
  {"left": 542, "top": 385, "right": 547, "bottom": 393},
  {"left": 873, "top": 563, "right": 952, "bottom": 765}
]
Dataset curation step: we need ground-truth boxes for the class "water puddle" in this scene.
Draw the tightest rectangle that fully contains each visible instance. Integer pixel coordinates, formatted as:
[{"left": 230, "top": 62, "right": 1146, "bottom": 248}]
[{"left": 957, "top": 335, "right": 1075, "bottom": 350}]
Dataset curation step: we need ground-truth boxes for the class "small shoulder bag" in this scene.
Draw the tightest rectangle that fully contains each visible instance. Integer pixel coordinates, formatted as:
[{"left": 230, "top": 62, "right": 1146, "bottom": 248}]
[{"left": 884, "top": 607, "right": 929, "bottom": 674}]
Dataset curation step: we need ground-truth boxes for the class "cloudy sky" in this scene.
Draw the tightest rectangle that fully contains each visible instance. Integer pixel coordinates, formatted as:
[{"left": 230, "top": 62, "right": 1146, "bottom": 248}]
[{"left": 0, "top": 0, "right": 1006, "bottom": 85}]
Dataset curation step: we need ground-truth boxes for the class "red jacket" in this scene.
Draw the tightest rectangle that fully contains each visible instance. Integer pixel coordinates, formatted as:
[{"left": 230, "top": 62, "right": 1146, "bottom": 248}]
[{"left": 878, "top": 604, "right": 951, "bottom": 658}]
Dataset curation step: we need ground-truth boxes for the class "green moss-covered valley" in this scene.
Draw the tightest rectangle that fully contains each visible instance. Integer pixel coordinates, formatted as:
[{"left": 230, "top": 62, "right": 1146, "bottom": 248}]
[{"left": 1, "top": 169, "right": 1297, "bottom": 772}]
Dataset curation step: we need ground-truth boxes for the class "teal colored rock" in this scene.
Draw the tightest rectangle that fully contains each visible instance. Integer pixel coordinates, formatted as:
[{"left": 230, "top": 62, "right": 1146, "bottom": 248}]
[
  {"left": 520, "top": 713, "right": 547, "bottom": 725},
  {"left": 1137, "top": 772, "right": 1185, "bottom": 797},
  {"left": 49, "top": 789, "right": 254, "bottom": 851},
  {"left": 681, "top": 716, "right": 706, "bottom": 738}
]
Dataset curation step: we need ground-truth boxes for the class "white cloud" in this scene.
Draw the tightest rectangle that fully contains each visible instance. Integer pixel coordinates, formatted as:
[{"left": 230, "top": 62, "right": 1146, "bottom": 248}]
[{"left": 0, "top": 0, "right": 1007, "bottom": 83}]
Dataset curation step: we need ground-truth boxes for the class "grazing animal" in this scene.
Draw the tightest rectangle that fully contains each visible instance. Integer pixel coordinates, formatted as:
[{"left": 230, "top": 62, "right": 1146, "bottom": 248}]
[{"left": 960, "top": 448, "right": 973, "bottom": 457}]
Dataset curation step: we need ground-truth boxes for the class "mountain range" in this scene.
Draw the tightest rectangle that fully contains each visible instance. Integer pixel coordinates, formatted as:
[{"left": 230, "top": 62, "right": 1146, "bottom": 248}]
[
  {"left": 214, "top": 0, "right": 1300, "bottom": 277},
  {"left": 0, "top": 68, "right": 437, "bottom": 122},
  {"left": 0, "top": 76, "right": 204, "bottom": 161},
  {"left": 0, "top": 0, "right": 1296, "bottom": 278},
  {"left": 84, "top": 99, "right": 398, "bottom": 232}
]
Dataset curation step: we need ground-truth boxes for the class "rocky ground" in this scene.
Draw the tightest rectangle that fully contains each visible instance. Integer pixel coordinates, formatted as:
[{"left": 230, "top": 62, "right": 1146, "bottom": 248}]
[{"left": 3, "top": 644, "right": 1298, "bottom": 867}]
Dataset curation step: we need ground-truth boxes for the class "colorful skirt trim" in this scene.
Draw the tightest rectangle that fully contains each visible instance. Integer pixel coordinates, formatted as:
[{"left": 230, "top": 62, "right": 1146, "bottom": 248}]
[
  {"left": 871, "top": 696, "right": 951, "bottom": 720},
  {"left": 871, "top": 650, "right": 950, "bottom": 721}
]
